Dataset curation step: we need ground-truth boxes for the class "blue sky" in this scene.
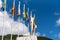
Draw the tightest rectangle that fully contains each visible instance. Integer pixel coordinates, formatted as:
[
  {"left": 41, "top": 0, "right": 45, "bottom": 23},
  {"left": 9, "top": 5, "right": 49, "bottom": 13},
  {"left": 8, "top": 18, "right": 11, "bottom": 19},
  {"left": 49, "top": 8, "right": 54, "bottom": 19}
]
[{"left": 1, "top": 0, "right": 60, "bottom": 40}]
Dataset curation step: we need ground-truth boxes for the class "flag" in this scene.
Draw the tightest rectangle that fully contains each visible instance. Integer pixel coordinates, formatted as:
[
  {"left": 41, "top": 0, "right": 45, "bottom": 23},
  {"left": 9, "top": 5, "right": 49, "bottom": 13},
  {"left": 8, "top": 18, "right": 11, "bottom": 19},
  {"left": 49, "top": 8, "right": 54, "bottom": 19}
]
[
  {"left": 30, "top": 12, "right": 37, "bottom": 35},
  {"left": 33, "top": 14, "right": 37, "bottom": 29},
  {"left": 30, "top": 12, "right": 34, "bottom": 29},
  {"left": 17, "top": 1, "right": 20, "bottom": 17},
  {"left": 4, "top": 0, "right": 6, "bottom": 8},
  {"left": 11, "top": 1, "right": 15, "bottom": 16},
  {"left": 23, "top": 4, "right": 28, "bottom": 19},
  {"left": 30, "top": 16, "right": 34, "bottom": 35},
  {"left": 2, "top": 0, "right": 6, "bottom": 11},
  {"left": 11, "top": 4, "right": 15, "bottom": 16},
  {"left": 31, "top": 18, "right": 37, "bottom": 35},
  {"left": 26, "top": 8, "right": 30, "bottom": 22},
  {"left": 2, "top": 6, "right": 4, "bottom": 11},
  {"left": 33, "top": 18, "right": 36, "bottom": 29},
  {"left": 27, "top": 18, "right": 30, "bottom": 22}
]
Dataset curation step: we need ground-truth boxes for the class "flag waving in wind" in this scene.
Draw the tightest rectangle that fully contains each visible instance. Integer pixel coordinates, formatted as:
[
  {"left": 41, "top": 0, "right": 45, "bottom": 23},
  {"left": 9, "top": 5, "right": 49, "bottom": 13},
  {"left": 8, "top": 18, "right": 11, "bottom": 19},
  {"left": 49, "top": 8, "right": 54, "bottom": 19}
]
[
  {"left": 17, "top": 1, "right": 21, "bottom": 17},
  {"left": 2, "top": 0, "right": 6, "bottom": 11},
  {"left": 26, "top": 8, "right": 30, "bottom": 22},
  {"left": 30, "top": 11, "right": 34, "bottom": 29},
  {"left": 23, "top": 4, "right": 28, "bottom": 19},
  {"left": 11, "top": 0, "right": 15, "bottom": 16},
  {"left": 33, "top": 14, "right": 37, "bottom": 29},
  {"left": 30, "top": 11, "right": 37, "bottom": 35}
]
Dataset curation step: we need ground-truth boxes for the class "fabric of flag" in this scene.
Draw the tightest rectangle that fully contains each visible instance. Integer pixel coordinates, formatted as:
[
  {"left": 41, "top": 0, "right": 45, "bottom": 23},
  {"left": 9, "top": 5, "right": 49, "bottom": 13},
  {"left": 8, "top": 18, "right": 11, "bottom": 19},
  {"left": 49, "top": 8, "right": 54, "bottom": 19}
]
[
  {"left": 17, "top": 2, "right": 20, "bottom": 17},
  {"left": 2, "top": 0, "right": 6, "bottom": 11},
  {"left": 30, "top": 16, "right": 34, "bottom": 29},
  {"left": 30, "top": 13, "right": 37, "bottom": 35},
  {"left": 4, "top": 0, "right": 6, "bottom": 8},
  {"left": 31, "top": 18, "right": 36, "bottom": 35},
  {"left": 23, "top": 4, "right": 28, "bottom": 20},
  {"left": 33, "top": 19, "right": 36, "bottom": 29},
  {"left": 26, "top": 14, "right": 30, "bottom": 23},
  {"left": 27, "top": 18, "right": 30, "bottom": 22},
  {"left": 11, "top": 4, "right": 15, "bottom": 16},
  {"left": 2, "top": 7, "right": 4, "bottom": 11},
  {"left": 23, "top": 10, "right": 28, "bottom": 19}
]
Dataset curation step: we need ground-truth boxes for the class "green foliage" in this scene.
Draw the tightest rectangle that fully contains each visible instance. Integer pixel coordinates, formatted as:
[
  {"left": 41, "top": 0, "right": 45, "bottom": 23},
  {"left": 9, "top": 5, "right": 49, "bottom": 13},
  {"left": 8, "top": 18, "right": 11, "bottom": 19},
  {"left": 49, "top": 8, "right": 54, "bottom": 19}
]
[
  {"left": 0, "top": 34, "right": 52, "bottom": 40},
  {"left": 37, "top": 36, "right": 52, "bottom": 40}
]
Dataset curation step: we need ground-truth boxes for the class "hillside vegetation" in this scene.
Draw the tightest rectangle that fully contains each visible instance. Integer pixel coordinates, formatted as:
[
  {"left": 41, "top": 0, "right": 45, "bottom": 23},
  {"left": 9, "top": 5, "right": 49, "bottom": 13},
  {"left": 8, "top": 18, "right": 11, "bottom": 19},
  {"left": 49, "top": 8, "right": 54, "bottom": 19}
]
[{"left": 0, "top": 34, "right": 52, "bottom": 40}]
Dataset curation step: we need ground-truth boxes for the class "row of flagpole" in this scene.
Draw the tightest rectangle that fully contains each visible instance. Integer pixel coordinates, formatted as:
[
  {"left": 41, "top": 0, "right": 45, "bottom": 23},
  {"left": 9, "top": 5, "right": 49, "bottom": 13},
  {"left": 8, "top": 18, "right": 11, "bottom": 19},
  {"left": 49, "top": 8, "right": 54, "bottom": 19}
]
[{"left": 1, "top": 0, "right": 37, "bottom": 40}]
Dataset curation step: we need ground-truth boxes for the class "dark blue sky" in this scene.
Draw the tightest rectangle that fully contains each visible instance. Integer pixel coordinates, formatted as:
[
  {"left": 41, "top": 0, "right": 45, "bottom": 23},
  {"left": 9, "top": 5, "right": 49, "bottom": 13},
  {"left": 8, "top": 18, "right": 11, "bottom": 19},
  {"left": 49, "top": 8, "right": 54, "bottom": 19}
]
[{"left": 2, "top": 0, "right": 60, "bottom": 40}]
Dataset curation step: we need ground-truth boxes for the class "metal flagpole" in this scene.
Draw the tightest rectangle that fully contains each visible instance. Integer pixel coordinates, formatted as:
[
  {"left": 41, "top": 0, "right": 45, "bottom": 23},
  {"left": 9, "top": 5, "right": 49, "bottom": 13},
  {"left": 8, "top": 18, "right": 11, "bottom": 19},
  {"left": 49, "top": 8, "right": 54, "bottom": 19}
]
[
  {"left": 30, "top": 11, "right": 32, "bottom": 36},
  {"left": 2, "top": 0, "right": 6, "bottom": 40},
  {"left": 17, "top": 1, "right": 21, "bottom": 37},
  {"left": 23, "top": 4, "right": 25, "bottom": 36},
  {"left": 27, "top": 8, "right": 29, "bottom": 33},
  {"left": 2, "top": 11, "right": 4, "bottom": 40},
  {"left": 23, "top": 20, "right": 25, "bottom": 40},
  {"left": 11, "top": 17, "right": 12, "bottom": 40},
  {"left": 10, "top": 0, "right": 15, "bottom": 40},
  {"left": 18, "top": 17, "right": 20, "bottom": 37},
  {"left": 26, "top": 8, "right": 29, "bottom": 35},
  {"left": 11, "top": 16, "right": 14, "bottom": 40}
]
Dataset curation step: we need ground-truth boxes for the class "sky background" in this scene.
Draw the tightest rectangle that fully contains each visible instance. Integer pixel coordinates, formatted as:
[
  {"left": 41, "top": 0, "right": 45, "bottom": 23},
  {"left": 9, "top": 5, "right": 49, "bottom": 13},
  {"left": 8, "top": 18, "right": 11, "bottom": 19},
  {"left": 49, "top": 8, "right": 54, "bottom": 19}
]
[{"left": 1, "top": 0, "right": 60, "bottom": 40}]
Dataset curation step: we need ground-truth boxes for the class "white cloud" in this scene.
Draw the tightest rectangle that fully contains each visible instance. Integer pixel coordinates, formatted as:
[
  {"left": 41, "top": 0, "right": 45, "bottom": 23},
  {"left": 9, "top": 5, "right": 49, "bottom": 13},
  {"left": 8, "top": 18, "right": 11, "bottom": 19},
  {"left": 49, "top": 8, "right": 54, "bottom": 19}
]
[
  {"left": 55, "top": 33, "right": 60, "bottom": 39},
  {"left": 56, "top": 18, "right": 60, "bottom": 26},
  {"left": 35, "top": 32, "right": 46, "bottom": 37},
  {"left": 42, "top": 34, "right": 46, "bottom": 37},
  {"left": 57, "top": 33, "right": 60, "bottom": 39},
  {"left": 35, "top": 32, "right": 40, "bottom": 36},
  {"left": 0, "top": 11, "right": 29, "bottom": 35},
  {"left": 0, "top": 0, "right": 2, "bottom": 8}
]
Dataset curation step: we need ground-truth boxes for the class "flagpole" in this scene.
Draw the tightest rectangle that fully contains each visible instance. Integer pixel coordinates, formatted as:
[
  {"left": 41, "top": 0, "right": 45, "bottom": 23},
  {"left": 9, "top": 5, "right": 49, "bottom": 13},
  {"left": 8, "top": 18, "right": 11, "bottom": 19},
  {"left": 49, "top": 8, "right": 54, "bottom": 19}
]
[
  {"left": 17, "top": 1, "right": 21, "bottom": 37},
  {"left": 23, "top": 4, "right": 25, "bottom": 35},
  {"left": 11, "top": 18, "right": 12, "bottom": 40},
  {"left": 2, "top": 0, "right": 6, "bottom": 40},
  {"left": 30, "top": 11, "right": 32, "bottom": 36},
  {"left": 11, "top": 16, "right": 14, "bottom": 40},
  {"left": 10, "top": 0, "right": 15, "bottom": 40},
  {"left": 18, "top": 17, "right": 20, "bottom": 37},
  {"left": 2, "top": 11, "right": 4, "bottom": 40},
  {"left": 27, "top": 8, "right": 29, "bottom": 33},
  {"left": 27, "top": 17, "right": 29, "bottom": 36}
]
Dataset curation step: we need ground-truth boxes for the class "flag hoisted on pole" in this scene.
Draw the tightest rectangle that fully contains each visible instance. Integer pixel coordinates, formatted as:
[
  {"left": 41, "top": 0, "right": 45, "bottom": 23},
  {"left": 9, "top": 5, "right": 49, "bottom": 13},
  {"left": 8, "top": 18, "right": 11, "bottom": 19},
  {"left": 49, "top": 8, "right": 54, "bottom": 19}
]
[
  {"left": 17, "top": 1, "right": 21, "bottom": 18},
  {"left": 2, "top": 0, "right": 6, "bottom": 40},
  {"left": 2, "top": 0, "right": 6, "bottom": 11},
  {"left": 23, "top": 4, "right": 25, "bottom": 35},
  {"left": 11, "top": 0, "right": 15, "bottom": 16},
  {"left": 23, "top": 4, "right": 28, "bottom": 20},
  {"left": 26, "top": 8, "right": 29, "bottom": 20},
  {"left": 26, "top": 8, "right": 30, "bottom": 31},
  {"left": 17, "top": 1, "right": 21, "bottom": 37},
  {"left": 33, "top": 14, "right": 37, "bottom": 35},
  {"left": 10, "top": 0, "right": 15, "bottom": 40},
  {"left": 30, "top": 11, "right": 34, "bottom": 35},
  {"left": 30, "top": 11, "right": 37, "bottom": 35}
]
